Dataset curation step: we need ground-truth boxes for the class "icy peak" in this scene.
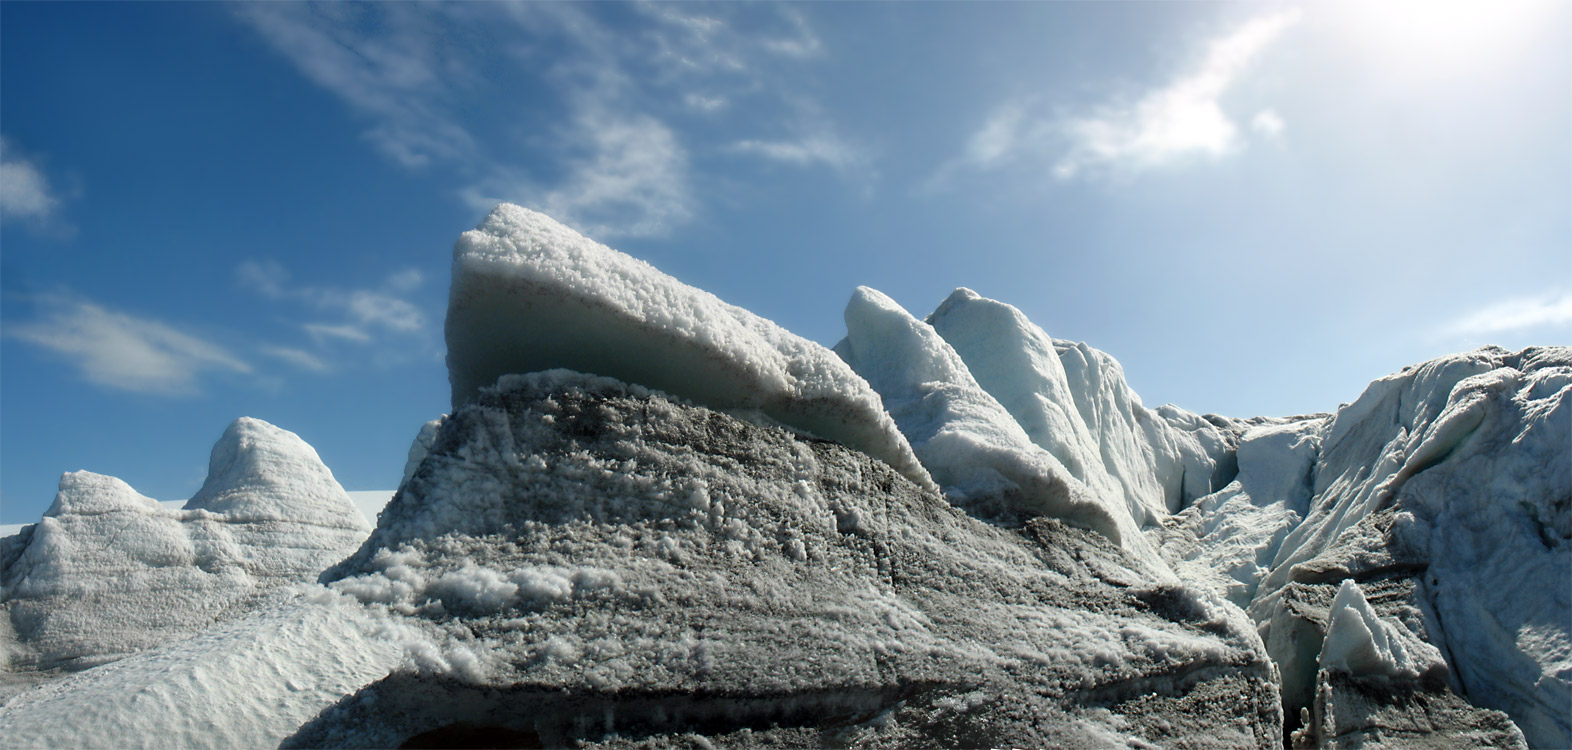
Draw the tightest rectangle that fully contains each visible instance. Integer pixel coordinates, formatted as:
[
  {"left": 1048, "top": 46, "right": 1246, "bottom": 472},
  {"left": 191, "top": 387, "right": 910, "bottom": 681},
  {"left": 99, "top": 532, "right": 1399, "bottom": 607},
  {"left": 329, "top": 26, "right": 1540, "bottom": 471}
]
[
  {"left": 445, "top": 204, "right": 935, "bottom": 493},
  {"left": 44, "top": 471, "right": 162, "bottom": 518},
  {"left": 1319, "top": 579, "right": 1444, "bottom": 682},
  {"left": 185, "top": 417, "right": 367, "bottom": 529}
]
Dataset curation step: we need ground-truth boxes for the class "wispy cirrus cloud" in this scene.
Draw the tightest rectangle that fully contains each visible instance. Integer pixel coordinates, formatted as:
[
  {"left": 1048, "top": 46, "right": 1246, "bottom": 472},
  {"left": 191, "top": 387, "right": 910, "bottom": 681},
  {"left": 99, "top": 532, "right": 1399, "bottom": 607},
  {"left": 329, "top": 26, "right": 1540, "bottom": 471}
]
[
  {"left": 237, "top": 260, "right": 430, "bottom": 364},
  {"left": 234, "top": 2, "right": 852, "bottom": 238},
  {"left": 260, "top": 345, "right": 332, "bottom": 373},
  {"left": 234, "top": 3, "right": 475, "bottom": 168},
  {"left": 461, "top": 107, "right": 693, "bottom": 240},
  {"left": 8, "top": 295, "right": 251, "bottom": 395},
  {"left": 1439, "top": 288, "right": 1572, "bottom": 339}
]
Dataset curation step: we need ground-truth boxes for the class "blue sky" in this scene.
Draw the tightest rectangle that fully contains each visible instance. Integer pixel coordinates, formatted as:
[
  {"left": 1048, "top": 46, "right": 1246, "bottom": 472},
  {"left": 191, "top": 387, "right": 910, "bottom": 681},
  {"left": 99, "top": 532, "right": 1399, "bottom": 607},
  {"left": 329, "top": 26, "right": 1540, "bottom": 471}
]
[{"left": 2, "top": 1, "right": 1568, "bottom": 524}]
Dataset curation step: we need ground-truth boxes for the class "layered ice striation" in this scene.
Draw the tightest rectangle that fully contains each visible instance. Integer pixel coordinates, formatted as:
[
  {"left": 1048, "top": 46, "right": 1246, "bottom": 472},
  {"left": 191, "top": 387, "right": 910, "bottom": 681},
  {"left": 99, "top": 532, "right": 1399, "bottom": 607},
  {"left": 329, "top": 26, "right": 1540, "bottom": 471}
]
[
  {"left": 303, "top": 372, "right": 1282, "bottom": 748},
  {"left": 1, "top": 207, "right": 1565, "bottom": 748},
  {"left": 0, "top": 418, "right": 369, "bottom": 677},
  {"left": 445, "top": 203, "right": 934, "bottom": 494}
]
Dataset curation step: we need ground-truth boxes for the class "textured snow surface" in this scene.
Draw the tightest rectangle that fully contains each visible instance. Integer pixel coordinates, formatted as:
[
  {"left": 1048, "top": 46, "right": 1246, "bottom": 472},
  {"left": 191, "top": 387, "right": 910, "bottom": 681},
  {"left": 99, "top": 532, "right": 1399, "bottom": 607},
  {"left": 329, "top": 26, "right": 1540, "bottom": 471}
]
[
  {"left": 445, "top": 204, "right": 934, "bottom": 494},
  {"left": 303, "top": 372, "right": 1282, "bottom": 748},
  {"left": 0, "top": 418, "right": 370, "bottom": 676},
  {"left": 1, "top": 207, "right": 1565, "bottom": 748},
  {"left": 1158, "top": 417, "right": 1325, "bottom": 609},
  {"left": 0, "top": 588, "right": 402, "bottom": 749}
]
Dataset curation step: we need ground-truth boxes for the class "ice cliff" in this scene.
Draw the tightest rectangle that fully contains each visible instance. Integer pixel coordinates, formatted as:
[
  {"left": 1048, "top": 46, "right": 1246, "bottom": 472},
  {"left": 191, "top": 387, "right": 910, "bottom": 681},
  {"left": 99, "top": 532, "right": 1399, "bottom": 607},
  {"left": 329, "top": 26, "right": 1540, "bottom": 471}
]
[
  {"left": 1, "top": 205, "right": 1564, "bottom": 749},
  {"left": 1161, "top": 347, "right": 1569, "bottom": 747}
]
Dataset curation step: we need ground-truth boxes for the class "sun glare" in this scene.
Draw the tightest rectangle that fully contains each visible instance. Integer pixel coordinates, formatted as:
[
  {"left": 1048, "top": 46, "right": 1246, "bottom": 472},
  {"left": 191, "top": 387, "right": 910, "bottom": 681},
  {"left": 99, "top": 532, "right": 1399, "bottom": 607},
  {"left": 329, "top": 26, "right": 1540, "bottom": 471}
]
[{"left": 1330, "top": 0, "right": 1563, "bottom": 81}]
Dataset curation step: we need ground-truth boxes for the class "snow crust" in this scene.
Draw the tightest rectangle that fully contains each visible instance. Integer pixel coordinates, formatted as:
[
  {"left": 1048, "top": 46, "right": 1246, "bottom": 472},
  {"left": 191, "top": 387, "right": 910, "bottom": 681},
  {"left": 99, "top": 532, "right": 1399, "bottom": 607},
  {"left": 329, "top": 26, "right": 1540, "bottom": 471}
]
[
  {"left": 446, "top": 204, "right": 934, "bottom": 493},
  {"left": 1, "top": 418, "right": 370, "bottom": 674}
]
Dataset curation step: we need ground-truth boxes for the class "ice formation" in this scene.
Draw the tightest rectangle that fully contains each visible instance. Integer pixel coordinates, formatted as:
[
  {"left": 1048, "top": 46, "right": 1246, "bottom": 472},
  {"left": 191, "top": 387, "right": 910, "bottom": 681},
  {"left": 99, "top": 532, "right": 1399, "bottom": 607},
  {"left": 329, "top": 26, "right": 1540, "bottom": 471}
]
[
  {"left": 1317, "top": 579, "right": 1445, "bottom": 682},
  {"left": 1, "top": 208, "right": 1565, "bottom": 748},
  {"left": 307, "top": 373, "right": 1281, "bottom": 747},
  {"left": 445, "top": 204, "right": 934, "bottom": 494},
  {"left": 0, "top": 418, "right": 369, "bottom": 682},
  {"left": 927, "top": 288, "right": 1232, "bottom": 524},
  {"left": 835, "top": 286, "right": 1164, "bottom": 571},
  {"left": 1163, "top": 346, "right": 1569, "bottom": 747}
]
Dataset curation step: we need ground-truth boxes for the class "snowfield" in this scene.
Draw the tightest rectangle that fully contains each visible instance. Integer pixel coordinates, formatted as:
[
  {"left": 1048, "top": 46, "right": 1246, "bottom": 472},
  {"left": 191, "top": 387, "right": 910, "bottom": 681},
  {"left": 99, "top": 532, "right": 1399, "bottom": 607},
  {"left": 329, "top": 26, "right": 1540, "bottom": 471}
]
[{"left": 1, "top": 205, "right": 1564, "bottom": 748}]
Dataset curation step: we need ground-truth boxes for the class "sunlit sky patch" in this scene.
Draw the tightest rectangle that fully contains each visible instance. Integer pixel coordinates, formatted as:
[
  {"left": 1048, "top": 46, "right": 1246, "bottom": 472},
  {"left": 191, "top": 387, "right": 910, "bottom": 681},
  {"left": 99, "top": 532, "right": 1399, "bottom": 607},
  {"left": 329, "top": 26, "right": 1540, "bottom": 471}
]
[{"left": 2, "top": 2, "right": 1567, "bottom": 523}]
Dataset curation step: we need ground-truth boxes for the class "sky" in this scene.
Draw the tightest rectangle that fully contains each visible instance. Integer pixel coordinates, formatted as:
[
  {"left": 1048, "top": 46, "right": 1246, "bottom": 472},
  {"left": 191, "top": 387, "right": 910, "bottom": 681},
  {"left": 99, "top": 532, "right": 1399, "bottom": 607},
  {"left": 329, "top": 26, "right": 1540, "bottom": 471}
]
[{"left": 2, "top": 1, "right": 1569, "bottom": 525}]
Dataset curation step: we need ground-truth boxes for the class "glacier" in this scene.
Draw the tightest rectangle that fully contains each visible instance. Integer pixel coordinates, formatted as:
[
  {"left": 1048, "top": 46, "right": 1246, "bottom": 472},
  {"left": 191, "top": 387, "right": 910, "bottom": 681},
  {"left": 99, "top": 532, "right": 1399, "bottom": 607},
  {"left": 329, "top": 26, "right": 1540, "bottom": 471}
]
[{"left": 1, "top": 204, "right": 1565, "bottom": 748}]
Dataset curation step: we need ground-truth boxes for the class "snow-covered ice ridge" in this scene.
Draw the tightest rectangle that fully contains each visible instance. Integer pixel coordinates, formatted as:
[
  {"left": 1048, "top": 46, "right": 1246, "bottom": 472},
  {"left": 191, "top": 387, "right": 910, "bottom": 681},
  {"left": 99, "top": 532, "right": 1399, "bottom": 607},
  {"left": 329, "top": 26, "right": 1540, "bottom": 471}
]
[
  {"left": 1, "top": 204, "right": 1564, "bottom": 748},
  {"left": 0, "top": 418, "right": 370, "bottom": 684}
]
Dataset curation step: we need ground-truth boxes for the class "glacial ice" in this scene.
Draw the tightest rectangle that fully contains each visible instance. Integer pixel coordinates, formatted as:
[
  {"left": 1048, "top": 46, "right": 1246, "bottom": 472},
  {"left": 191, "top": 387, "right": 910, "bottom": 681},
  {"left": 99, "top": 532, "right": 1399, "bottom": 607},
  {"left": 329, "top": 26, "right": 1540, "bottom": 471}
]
[
  {"left": 834, "top": 286, "right": 1172, "bottom": 572},
  {"left": 1318, "top": 579, "right": 1445, "bottom": 681},
  {"left": 1164, "top": 346, "right": 1571, "bottom": 747},
  {"left": 1, "top": 208, "right": 1565, "bottom": 748},
  {"left": 445, "top": 204, "right": 935, "bottom": 494},
  {"left": 0, "top": 418, "right": 370, "bottom": 678},
  {"left": 926, "top": 288, "right": 1232, "bottom": 527},
  {"left": 306, "top": 372, "right": 1281, "bottom": 748}
]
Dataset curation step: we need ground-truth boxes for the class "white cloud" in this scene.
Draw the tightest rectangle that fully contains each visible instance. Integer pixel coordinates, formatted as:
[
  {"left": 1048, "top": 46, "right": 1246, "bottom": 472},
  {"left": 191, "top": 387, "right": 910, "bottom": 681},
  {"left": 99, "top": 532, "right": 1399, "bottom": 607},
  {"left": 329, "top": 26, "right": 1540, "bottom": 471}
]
[
  {"left": 0, "top": 136, "right": 62, "bottom": 223},
  {"left": 760, "top": 7, "right": 824, "bottom": 59},
  {"left": 235, "top": 4, "right": 475, "bottom": 168},
  {"left": 386, "top": 269, "right": 424, "bottom": 292},
  {"left": 238, "top": 260, "right": 430, "bottom": 366},
  {"left": 240, "top": 3, "right": 847, "bottom": 237},
  {"left": 8, "top": 296, "right": 250, "bottom": 395},
  {"left": 260, "top": 346, "right": 331, "bottom": 373},
  {"left": 1442, "top": 289, "right": 1572, "bottom": 338},
  {"left": 1251, "top": 109, "right": 1286, "bottom": 138},
  {"left": 1054, "top": 10, "right": 1301, "bottom": 178},
  {"left": 236, "top": 259, "right": 290, "bottom": 298},
  {"left": 728, "top": 133, "right": 867, "bottom": 173},
  {"left": 465, "top": 110, "right": 693, "bottom": 239},
  {"left": 305, "top": 323, "right": 372, "bottom": 345},
  {"left": 344, "top": 290, "right": 425, "bottom": 333}
]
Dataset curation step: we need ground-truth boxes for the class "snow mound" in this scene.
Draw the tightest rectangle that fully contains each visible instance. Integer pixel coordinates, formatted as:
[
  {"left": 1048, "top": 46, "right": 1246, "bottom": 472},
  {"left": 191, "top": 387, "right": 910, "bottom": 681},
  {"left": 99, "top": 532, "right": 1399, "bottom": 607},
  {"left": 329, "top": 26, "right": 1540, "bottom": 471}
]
[
  {"left": 1, "top": 418, "right": 370, "bottom": 674},
  {"left": 445, "top": 204, "right": 934, "bottom": 493},
  {"left": 927, "top": 287, "right": 1234, "bottom": 525},
  {"left": 1318, "top": 579, "right": 1444, "bottom": 682},
  {"left": 186, "top": 417, "right": 370, "bottom": 530},
  {"left": 834, "top": 287, "right": 1171, "bottom": 573}
]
